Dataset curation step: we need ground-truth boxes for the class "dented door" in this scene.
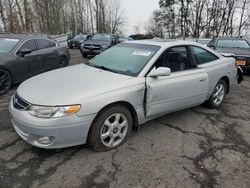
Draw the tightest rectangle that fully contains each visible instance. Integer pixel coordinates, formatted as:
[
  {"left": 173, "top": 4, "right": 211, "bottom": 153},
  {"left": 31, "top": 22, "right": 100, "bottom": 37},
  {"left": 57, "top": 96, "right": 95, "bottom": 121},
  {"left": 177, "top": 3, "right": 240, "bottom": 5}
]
[{"left": 145, "top": 68, "right": 209, "bottom": 119}]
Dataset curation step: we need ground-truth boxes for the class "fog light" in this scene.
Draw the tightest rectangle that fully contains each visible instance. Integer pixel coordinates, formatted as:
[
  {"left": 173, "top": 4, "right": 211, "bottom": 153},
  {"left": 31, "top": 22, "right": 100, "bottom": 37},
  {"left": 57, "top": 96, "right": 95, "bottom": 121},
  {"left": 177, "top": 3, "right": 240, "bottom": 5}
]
[{"left": 37, "top": 136, "right": 55, "bottom": 145}]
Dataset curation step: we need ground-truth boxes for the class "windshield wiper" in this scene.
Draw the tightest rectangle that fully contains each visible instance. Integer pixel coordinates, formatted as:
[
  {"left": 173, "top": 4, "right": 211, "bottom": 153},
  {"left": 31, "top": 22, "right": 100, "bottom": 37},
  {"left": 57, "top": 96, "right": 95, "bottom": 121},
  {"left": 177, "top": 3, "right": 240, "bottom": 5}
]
[{"left": 87, "top": 63, "right": 118, "bottom": 73}]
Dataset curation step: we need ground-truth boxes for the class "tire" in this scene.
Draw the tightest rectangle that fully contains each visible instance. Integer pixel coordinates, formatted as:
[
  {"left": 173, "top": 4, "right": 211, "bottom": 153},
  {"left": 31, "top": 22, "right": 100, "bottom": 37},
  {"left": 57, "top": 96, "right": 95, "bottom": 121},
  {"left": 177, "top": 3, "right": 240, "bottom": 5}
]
[
  {"left": 58, "top": 57, "right": 68, "bottom": 68},
  {"left": 82, "top": 53, "right": 88, "bottom": 58},
  {"left": 69, "top": 46, "right": 73, "bottom": 49},
  {"left": 0, "top": 69, "right": 12, "bottom": 95},
  {"left": 205, "top": 79, "right": 227, "bottom": 109},
  {"left": 88, "top": 105, "right": 133, "bottom": 152}
]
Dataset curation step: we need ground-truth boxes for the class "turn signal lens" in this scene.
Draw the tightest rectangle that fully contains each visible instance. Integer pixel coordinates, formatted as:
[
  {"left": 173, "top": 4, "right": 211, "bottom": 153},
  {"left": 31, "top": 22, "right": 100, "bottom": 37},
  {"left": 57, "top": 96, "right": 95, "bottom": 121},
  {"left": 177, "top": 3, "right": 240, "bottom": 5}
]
[{"left": 64, "top": 105, "right": 81, "bottom": 114}]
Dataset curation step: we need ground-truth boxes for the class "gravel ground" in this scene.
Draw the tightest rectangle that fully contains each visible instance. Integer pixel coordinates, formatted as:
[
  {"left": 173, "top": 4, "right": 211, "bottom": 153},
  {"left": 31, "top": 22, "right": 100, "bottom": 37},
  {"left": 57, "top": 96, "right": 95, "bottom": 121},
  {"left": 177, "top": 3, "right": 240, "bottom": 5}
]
[{"left": 0, "top": 49, "right": 250, "bottom": 188}]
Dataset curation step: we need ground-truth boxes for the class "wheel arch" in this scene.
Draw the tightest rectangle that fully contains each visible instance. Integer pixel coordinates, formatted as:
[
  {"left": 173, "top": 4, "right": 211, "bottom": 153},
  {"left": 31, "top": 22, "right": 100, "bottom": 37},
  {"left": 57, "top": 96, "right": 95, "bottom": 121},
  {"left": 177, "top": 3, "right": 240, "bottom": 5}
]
[
  {"left": 220, "top": 76, "right": 230, "bottom": 93},
  {"left": 92, "top": 101, "right": 139, "bottom": 129}
]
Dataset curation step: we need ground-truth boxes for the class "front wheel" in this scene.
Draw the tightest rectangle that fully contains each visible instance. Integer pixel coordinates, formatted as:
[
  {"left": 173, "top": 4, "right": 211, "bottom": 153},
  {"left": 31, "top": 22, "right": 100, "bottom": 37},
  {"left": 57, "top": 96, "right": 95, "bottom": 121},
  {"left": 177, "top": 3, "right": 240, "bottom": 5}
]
[
  {"left": 0, "top": 69, "right": 12, "bottom": 95},
  {"left": 82, "top": 53, "right": 88, "bottom": 58},
  {"left": 88, "top": 105, "right": 132, "bottom": 152},
  {"left": 206, "top": 80, "right": 227, "bottom": 109}
]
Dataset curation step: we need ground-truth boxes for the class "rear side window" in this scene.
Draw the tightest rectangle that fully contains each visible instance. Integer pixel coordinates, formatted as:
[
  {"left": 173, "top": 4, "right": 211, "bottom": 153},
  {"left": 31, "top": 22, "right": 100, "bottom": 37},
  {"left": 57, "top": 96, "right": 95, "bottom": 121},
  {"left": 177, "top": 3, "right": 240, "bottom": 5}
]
[
  {"left": 192, "top": 46, "right": 218, "bottom": 64},
  {"left": 36, "top": 39, "right": 54, "bottom": 50},
  {"left": 19, "top": 39, "right": 37, "bottom": 51}
]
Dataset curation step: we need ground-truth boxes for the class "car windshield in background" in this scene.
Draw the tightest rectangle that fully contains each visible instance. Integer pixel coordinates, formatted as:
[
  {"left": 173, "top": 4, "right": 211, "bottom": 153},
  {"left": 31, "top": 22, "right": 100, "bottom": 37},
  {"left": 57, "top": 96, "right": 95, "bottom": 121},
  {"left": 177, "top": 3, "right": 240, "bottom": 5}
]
[
  {"left": 89, "top": 43, "right": 160, "bottom": 76},
  {"left": 217, "top": 39, "right": 250, "bottom": 49},
  {"left": 198, "top": 39, "right": 211, "bottom": 45},
  {"left": 0, "top": 38, "right": 20, "bottom": 53},
  {"left": 91, "top": 34, "right": 111, "bottom": 41},
  {"left": 74, "top": 35, "right": 86, "bottom": 41}
]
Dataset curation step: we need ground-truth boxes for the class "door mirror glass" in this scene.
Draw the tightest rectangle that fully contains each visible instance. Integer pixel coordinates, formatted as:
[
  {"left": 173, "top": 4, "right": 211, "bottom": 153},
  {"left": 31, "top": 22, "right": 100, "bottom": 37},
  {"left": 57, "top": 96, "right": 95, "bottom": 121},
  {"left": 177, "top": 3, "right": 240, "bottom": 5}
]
[
  {"left": 148, "top": 67, "right": 171, "bottom": 77},
  {"left": 19, "top": 48, "right": 32, "bottom": 57}
]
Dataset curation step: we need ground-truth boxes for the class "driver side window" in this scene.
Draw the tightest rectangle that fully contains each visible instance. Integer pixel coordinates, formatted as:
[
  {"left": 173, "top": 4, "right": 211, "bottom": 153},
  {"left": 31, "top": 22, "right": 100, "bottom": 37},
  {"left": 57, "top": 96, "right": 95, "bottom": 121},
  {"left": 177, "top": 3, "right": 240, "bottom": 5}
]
[{"left": 155, "top": 46, "right": 194, "bottom": 72}]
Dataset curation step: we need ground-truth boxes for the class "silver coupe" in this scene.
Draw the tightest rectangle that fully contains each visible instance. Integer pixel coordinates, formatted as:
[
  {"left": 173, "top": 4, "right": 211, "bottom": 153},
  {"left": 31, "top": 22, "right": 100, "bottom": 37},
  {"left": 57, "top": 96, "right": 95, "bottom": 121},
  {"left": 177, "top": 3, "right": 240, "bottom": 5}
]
[{"left": 9, "top": 40, "right": 238, "bottom": 151}]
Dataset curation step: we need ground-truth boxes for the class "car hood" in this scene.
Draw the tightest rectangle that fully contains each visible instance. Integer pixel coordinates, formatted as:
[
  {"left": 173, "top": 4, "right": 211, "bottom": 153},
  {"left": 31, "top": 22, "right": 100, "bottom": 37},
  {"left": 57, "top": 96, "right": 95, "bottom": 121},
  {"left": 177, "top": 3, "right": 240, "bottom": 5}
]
[
  {"left": 83, "top": 40, "right": 111, "bottom": 46},
  {"left": 17, "top": 64, "right": 132, "bottom": 106},
  {"left": 216, "top": 48, "right": 250, "bottom": 56}
]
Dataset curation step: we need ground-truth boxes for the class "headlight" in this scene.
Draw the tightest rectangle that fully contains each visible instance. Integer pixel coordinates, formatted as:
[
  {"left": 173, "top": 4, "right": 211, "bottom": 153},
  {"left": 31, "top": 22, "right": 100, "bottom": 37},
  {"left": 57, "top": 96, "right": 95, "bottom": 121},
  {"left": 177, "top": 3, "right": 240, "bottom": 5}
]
[
  {"left": 79, "top": 40, "right": 84, "bottom": 43},
  {"left": 101, "top": 44, "right": 108, "bottom": 49},
  {"left": 29, "top": 105, "right": 81, "bottom": 118}
]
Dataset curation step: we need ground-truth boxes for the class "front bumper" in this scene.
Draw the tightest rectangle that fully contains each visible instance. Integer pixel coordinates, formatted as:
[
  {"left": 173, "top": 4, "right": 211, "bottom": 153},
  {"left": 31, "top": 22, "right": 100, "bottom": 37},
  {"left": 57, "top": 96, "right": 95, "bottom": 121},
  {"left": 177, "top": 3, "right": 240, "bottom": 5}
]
[
  {"left": 81, "top": 48, "right": 105, "bottom": 55},
  {"left": 9, "top": 97, "right": 96, "bottom": 149}
]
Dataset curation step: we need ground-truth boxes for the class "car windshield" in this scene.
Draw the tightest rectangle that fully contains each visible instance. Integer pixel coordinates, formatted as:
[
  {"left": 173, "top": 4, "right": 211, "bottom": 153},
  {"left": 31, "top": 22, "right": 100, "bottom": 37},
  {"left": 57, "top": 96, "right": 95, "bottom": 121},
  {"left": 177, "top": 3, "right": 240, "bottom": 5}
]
[
  {"left": 90, "top": 34, "right": 111, "bottom": 41},
  {"left": 88, "top": 43, "right": 160, "bottom": 76},
  {"left": 198, "top": 39, "right": 211, "bottom": 45},
  {"left": 0, "top": 38, "right": 20, "bottom": 53},
  {"left": 217, "top": 39, "right": 250, "bottom": 48},
  {"left": 74, "top": 35, "right": 86, "bottom": 41}
]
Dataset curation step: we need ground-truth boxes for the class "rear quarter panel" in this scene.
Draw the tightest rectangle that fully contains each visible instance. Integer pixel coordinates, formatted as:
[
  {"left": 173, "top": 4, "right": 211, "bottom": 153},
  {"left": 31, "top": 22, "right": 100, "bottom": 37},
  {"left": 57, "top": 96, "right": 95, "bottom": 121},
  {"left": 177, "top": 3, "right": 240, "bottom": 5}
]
[{"left": 198, "top": 57, "right": 237, "bottom": 99}]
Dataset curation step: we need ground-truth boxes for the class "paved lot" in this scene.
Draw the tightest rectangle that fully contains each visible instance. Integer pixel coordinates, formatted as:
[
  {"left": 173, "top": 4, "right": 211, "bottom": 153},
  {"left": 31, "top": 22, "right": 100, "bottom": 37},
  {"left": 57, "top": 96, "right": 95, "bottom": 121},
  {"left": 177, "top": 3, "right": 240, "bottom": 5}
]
[{"left": 0, "top": 49, "right": 250, "bottom": 188}]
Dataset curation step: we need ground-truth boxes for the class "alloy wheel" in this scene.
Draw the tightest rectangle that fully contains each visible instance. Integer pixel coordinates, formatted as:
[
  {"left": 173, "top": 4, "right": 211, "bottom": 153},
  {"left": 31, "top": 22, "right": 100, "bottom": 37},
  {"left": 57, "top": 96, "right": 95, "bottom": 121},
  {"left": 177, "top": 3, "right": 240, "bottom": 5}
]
[
  {"left": 212, "top": 83, "right": 225, "bottom": 105},
  {"left": 100, "top": 113, "right": 129, "bottom": 148}
]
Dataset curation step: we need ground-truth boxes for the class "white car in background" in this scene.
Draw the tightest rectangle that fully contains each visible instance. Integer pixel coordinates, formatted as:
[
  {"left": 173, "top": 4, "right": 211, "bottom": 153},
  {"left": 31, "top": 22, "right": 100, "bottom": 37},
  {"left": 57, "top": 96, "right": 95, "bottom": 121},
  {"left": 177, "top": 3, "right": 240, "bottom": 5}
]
[{"left": 10, "top": 40, "right": 238, "bottom": 151}]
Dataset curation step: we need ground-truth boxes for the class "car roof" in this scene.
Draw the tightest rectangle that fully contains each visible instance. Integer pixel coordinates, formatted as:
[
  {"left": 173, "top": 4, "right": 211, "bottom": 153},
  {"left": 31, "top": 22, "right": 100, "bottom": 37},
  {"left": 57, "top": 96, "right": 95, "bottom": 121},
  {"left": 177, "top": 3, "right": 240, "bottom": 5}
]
[
  {"left": 124, "top": 39, "right": 202, "bottom": 48},
  {"left": 0, "top": 33, "right": 51, "bottom": 40},
  {"left": 215, "top": 37, "right": 246, "bottom": 40}
]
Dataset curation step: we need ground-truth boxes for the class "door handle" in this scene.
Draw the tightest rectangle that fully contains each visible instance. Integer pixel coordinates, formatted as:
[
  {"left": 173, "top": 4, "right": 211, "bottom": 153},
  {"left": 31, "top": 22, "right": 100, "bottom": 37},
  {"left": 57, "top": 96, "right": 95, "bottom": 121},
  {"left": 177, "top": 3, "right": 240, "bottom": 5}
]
[{"left": 199, "top": 79, "right": 206, "bottom": 82}]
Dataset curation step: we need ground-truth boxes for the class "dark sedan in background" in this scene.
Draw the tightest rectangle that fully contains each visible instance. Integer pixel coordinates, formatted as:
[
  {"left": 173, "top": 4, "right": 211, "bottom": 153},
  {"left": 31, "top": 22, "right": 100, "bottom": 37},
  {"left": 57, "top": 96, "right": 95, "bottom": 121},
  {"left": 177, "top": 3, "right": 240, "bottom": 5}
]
[
  {"left": 0, "top": 34, "right": 70, "bottom": 95},
  {"left": 67, "top": 34, "right": 91, "bottom": 49},
  {"left": 80, "top": 33, "right": 120, "bottom": 58},
  {"left": 208, "top": 36, "right": 250, "bottom": 73}
]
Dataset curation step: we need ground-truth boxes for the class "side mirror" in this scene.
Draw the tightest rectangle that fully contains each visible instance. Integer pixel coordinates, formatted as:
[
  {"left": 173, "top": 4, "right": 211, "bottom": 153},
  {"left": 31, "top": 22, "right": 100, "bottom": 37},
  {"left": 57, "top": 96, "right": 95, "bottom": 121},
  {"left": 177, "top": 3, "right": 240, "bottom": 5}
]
[
  {"left": 19, "top": 48, "right": 32, "bottom": 57},
  {"left": 112, "top": 38, "right": 118, "bottom": 44},
  {"left": 207, "top": 44, "right": 215, "bottom": 50},
  {"left": 148, "top": 67, "right": 171, "bottom": 77}
]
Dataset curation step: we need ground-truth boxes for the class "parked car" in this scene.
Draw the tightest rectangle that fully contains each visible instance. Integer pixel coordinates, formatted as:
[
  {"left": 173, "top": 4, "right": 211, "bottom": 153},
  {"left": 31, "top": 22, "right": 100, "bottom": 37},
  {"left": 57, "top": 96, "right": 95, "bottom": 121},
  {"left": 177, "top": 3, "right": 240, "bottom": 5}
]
[
  {"left": 208, "top": 36, "right": 250, "bottom": 73},
  {"left": 67, "top": 34, "right": 91, "bottom": 49},
  {"left": 197, "top": 38, "right": 211, "bottom": 46},
  {"left": 118, "top": 37, "right": 134, "bottom": 43},
  {"left": 80, "top": 33, "right": 120, "bottom": 58},
  {"left": 10, "top": 40, "right": 239, "bottom": 151},
  {"left": 0, "top": 34, "right": 70, "bottom": 95}
]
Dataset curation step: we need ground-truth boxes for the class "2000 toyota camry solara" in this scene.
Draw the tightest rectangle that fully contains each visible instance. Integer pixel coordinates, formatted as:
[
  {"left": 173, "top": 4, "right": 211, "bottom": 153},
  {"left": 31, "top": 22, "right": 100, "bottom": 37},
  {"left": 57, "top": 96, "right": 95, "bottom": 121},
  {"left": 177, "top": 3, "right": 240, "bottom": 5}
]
[{"left": 9, "top": 40, "right": 239, "bottom": 151}]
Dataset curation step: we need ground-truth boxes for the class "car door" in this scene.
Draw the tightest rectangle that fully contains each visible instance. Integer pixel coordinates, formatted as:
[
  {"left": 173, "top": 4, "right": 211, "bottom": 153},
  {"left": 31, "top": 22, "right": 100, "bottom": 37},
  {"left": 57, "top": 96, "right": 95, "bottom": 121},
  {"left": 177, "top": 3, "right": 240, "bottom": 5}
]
[
  {"left": 15, "top": 39, "right": 44, "bottom": 79},
  {"left": 35, "top": 39, "right": 58, "bottom": 71},
  {"left": 145, "top": 46, "right": 209, "bottom": 119}
]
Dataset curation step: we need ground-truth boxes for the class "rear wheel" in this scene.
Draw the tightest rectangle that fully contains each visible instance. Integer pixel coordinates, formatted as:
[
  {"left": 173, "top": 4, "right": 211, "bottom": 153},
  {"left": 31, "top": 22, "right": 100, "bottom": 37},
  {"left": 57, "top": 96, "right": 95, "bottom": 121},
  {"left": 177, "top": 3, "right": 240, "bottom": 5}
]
[
  {"left": 88, "top": 105, "right": 132, "bottom": 152},
  {"left": 206, "top": 80, "right": 227, "bottom": 109},
  {"left": 0, "top": 69, "right": 12, "bottom": 95},
  {"left": 58, "top": 57, "right": 68, "bottom": 68}
]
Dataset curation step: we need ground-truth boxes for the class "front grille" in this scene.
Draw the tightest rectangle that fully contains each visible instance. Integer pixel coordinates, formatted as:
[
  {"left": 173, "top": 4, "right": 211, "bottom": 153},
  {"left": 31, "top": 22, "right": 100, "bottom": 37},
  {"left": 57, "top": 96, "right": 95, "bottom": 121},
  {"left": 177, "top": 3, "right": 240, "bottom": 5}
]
[
  {"left": 83, "top": 44, "right": 101, "bottom": 50},
  {"left": 13, "top": 93, "right": 31, "bottom": 111}
]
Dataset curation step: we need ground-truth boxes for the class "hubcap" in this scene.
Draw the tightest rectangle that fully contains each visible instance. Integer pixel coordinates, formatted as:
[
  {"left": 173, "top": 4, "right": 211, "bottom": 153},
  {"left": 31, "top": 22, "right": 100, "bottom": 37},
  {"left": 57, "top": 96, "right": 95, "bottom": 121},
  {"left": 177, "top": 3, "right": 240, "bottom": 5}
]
[
  {"left": 213, "top": 84, "right": 225, "bottom": 105},
  {"left": 0, "top": 70, "right": 11, "bottom": 95},
  {"left": 100, "top": 113, "right": 128, "bottom": 148}
]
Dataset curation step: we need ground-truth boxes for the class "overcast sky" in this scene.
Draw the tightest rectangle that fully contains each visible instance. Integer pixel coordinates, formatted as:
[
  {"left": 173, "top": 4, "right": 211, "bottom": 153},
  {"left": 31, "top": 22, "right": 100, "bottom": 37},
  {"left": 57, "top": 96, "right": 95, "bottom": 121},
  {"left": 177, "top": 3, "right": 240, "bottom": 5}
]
[{"left": 121, "top": 0, "right": 159, "bottom": 36}]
